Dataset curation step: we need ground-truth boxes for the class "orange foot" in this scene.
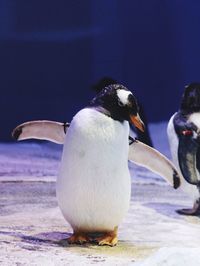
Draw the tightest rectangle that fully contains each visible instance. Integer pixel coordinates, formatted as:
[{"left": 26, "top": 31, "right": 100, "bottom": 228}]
[
  {"left": 67, "top": 232, "right": 91, "bottom": 245},
  {"left": 94, "top": 226, "right": 118, "bottom": 246}
]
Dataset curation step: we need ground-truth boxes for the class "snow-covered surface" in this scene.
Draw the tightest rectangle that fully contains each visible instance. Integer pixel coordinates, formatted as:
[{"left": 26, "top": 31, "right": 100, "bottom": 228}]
[
  {"left": 0, "top": 122, "right": 200, "bottom": 265},
  {"left": 134, "top": 247, "right": 200, "bottom": 266}
]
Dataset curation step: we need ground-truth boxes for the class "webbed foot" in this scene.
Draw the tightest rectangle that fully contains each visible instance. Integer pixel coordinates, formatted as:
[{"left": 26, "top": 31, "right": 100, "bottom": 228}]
[
  {"left": 67, "top": 232, "right": 91, "bottom": 245},
  {"left": 177, "top": 199, "right": 200, "bottom": 216},
  {"left": 94, "top": 226, "right": 118, "bottom": 246}
]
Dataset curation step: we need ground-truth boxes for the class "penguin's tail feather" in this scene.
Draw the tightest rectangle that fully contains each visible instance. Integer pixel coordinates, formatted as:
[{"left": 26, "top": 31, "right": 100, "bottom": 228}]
[
  {"left": 12, "top": 120, "right": 69, "bottom": 144},
  {"left": 128, "top": 140, "right": 181, "bottom": 189}
]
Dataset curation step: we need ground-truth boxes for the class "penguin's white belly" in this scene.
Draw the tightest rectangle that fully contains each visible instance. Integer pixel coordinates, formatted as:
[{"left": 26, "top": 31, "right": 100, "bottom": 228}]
[
  {"left": 167, "top": 114, "right": 199, "bottom": 201},
  {"left": 57, "top": 108, "right": 131, "bottom": 232}
]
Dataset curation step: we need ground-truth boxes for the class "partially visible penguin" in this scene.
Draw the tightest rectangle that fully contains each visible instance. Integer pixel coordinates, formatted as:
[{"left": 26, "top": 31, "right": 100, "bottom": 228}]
[
  {"left": 13, "top": 84, "right": 181, "bottom": 245},
  {"left": 167, "top": 83, "right": 200, "bottom": 215}
]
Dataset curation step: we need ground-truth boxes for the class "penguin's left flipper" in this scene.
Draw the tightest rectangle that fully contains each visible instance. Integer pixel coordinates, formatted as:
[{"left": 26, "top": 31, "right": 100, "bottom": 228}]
[
  {"left": 177, "top": 199, "right": 200, "bottom": 216},
  {"left": 12, "top": 120, "right": 69, "bottom": 144},
  {"left": 128, "top": 139, "right": 181, "bottom": 189}
]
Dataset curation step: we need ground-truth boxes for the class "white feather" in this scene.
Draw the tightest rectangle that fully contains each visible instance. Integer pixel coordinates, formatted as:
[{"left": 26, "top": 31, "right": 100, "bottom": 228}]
[
  {"left": 117, "top": 90, "right": 132, "bottom": 105},
  {"left": 56, "top": 108, "right": 131, "bottom": 232}
]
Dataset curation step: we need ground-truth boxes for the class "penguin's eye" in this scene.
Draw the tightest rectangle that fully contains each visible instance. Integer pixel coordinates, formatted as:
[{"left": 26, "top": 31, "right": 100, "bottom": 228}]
[{"left": 118, "top": 100, "right": 124, "bottom": 107}]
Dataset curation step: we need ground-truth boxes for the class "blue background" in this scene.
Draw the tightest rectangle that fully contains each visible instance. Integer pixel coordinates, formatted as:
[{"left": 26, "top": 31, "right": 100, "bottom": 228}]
[{"left": 0, "top": 0, "right": 200, "bottom": 140}]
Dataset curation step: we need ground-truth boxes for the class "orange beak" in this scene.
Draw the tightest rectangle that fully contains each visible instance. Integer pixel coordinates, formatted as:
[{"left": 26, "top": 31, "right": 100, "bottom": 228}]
[{"left": 130, "top": 114, "right": 145, "bottom": 132}]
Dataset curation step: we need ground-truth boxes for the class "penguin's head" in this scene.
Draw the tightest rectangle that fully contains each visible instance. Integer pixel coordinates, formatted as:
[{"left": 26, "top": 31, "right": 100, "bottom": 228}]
[
  {"left": 181, "top": 83, "right": 200, "bottom": 113},
  {"left": 90, "top": 84, "right": 145, "bottom": 132}
]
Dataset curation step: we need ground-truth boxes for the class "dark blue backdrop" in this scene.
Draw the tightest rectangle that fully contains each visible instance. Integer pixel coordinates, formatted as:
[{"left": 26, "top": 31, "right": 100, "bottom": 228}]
[{"left": 0, "top": 0, "right": 200, "bottom": 140}]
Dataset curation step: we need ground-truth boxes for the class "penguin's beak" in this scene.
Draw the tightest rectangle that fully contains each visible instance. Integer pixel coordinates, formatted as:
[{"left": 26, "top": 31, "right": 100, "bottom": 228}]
[{"left": 130, "top": 113, "right": 145, "bottom": 132}]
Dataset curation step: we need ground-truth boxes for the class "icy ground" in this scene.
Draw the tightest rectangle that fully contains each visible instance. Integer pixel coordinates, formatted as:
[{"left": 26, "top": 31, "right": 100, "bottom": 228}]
[{"left": 0, "top": 122, "right": 200, "bottom": 266}]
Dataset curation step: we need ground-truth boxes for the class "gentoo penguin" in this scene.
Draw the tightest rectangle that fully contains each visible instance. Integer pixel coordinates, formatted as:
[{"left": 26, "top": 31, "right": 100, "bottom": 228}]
[
  {"left": 13, "top": 84, "right": 181, "bottom": 246},
  {"left": 167, "top": 83, "right": 200, "bottom": 215}
]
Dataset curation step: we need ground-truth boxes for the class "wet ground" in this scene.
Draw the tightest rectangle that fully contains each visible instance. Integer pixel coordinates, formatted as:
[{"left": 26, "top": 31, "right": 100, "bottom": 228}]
[{"left": 1, "top": 173, "right": 200, "bottom": 265}]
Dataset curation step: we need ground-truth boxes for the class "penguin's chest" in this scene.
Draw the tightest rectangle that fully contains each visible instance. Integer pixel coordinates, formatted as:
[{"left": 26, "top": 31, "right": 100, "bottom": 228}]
[{"left": 57, "top": 108, "right": 131, "bottom": 231}]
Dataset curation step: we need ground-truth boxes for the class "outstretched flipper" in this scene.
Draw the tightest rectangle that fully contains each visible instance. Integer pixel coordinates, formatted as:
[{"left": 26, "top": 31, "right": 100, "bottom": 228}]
[
  {"left": 12, "top": 120, "right": 69, "bottom": 144},
  {"left": 12, "top": 121, "right": 181, "bottom": 189},
  {"left": 128, "top": 139, "right": 181, "bottom": 189}
]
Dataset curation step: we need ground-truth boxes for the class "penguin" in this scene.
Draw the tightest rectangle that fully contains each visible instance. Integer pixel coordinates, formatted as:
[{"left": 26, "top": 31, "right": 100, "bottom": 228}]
[
  {"left": 13, "top": 84, "right": 181, "bottom": 246},
  {"left": 167, "top": 83, "right": 200, "bottom": 215}
]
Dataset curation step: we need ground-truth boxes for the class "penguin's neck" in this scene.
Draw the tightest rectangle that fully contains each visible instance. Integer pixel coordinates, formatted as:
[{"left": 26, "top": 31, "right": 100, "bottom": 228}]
[
  {"left": 180, "top": 107, "right": 200, "bottom": 116},
  {"left": 89, "top": 105, "right": 125, "bottom": 123},
  {"left": 91, "top": 106, "right": 111, "bottom": 118},
  {"left": 188, "top": 112, "right": 200, "bottom": 129},
  {"left": 179, "top": 108, "right": 200, "bottom": 119}
]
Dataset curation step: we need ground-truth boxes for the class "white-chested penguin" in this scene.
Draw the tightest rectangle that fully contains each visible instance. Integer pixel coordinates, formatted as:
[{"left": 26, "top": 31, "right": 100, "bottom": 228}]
[
  {"left": 13, "top": 84, "right": 181, "bottom": 246},
  {"left": 167, "top": 83, "right": 200, "bottom": 215}
]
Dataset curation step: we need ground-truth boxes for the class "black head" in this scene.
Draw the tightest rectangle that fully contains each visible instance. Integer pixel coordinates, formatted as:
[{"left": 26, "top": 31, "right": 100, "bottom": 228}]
[
  {"left": 91, "top": 77, "right": 117, "bottom": 93},
  {"left": 180, "top": 83, "right": 200, "bottom": 114},
  {"left": 90, "top": 84, "right": 144, "bottom": 131}
]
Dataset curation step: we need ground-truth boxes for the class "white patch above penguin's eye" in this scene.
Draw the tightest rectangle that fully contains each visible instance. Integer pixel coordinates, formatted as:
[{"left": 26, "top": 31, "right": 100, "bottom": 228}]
[{"left": 117, "top": 90, "right": 132, "bottom": 106}]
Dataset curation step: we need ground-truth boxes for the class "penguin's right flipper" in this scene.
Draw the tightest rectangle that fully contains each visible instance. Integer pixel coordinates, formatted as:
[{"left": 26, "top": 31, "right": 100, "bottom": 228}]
[
  {"left": 176, "top": 199, "right": 200, "bottom": 216},
  {"left": 12, "top": 120, "right": 69, "bottom": 144},
  {"left": 173, "top": 112, "right": 200, "bottom": 185},
  {"left": 178, "top": 135, "right": 200, "bottom": 185},
  {"left": 128, "top": 139, "right": 181, "bottom": 189}
]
